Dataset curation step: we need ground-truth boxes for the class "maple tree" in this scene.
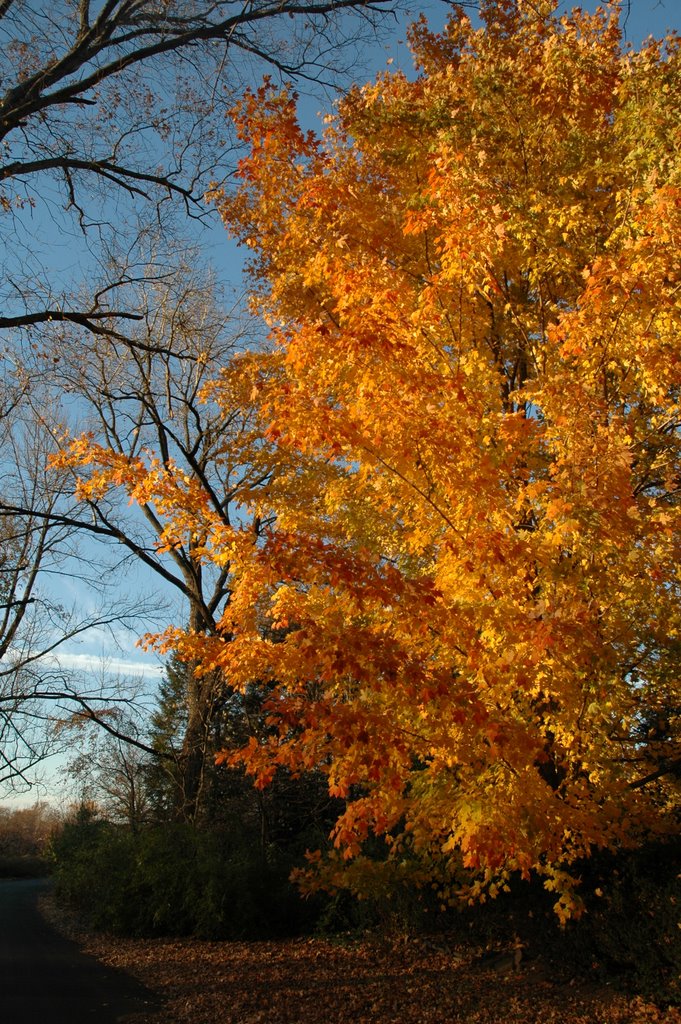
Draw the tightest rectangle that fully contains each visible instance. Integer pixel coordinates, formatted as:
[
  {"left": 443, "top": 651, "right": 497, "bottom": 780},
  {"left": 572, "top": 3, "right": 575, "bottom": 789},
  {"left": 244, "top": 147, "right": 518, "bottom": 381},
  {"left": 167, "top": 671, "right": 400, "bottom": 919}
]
[
  {"left": 0, "top": 0, "right": 412, "bottom": 802},
  {"left": 61, "top": 0, "right": 681, "bottom": 917},
  {"left": 38, "top": 267, "right": 274, "bottom": 821}
]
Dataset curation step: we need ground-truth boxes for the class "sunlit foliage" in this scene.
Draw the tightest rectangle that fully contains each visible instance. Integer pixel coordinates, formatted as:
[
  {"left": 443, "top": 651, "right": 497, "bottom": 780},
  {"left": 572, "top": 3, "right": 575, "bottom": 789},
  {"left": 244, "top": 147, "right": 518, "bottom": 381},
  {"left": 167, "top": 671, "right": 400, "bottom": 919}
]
[{"left": 61, "top": 0, "right": 681, "bottom": 918}]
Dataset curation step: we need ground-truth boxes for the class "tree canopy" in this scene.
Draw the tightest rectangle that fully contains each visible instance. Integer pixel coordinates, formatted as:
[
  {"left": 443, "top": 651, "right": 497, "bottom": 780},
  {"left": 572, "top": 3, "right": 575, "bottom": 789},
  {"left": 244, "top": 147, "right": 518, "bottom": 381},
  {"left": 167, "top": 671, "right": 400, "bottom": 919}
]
[
  {"left": 61, "top": 0, "right": 681, "bottom": 917},
  {"left": 0, "top": 0, "right": 412, "bottom": 797}
]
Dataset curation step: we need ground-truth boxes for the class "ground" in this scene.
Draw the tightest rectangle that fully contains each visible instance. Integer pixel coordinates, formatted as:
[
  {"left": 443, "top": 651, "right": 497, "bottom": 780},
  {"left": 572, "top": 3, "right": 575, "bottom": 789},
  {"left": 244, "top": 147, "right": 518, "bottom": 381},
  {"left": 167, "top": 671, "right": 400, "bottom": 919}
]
[{"left": 41, "top": 895, "right": 680, "bottom": 1024}]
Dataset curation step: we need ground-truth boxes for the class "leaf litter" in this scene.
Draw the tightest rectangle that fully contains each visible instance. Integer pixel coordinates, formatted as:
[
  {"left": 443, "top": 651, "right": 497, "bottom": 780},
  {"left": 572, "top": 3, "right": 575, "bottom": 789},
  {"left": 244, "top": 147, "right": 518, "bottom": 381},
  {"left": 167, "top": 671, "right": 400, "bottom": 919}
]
[{"left": 42, "top": 897, "right": 680, "bottom": 1024}]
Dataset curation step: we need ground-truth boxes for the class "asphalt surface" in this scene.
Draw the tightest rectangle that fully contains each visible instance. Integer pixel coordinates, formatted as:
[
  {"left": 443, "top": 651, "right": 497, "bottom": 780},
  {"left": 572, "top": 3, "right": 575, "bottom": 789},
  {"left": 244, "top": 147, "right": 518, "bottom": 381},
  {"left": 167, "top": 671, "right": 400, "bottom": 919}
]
[{"left": 0, "top": 878, "right": 161, "bottom": 1023}]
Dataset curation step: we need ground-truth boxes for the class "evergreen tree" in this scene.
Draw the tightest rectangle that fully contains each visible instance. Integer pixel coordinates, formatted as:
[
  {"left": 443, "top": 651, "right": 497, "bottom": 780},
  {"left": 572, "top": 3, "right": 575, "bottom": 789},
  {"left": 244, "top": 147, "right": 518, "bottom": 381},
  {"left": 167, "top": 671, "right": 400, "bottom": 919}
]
[{"left": 145, "top": 653, "right": 189, "bottom": 820}]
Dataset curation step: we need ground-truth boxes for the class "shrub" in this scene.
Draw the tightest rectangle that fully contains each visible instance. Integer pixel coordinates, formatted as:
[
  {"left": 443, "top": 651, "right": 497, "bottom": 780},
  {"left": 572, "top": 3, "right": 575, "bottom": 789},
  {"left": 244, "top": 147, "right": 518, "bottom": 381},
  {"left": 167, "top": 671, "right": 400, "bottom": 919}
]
[{"left": 51, "top": 814, "right": 320, "bottom": 939}]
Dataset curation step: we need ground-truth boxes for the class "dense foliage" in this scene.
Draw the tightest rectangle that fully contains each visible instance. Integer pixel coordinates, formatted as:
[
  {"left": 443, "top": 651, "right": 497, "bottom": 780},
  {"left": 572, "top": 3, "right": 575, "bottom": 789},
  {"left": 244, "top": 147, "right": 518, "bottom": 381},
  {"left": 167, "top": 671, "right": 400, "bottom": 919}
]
[
  {"left": 50, "top": 808, "right": 322, "bottom": 940},
  {"left": 59, "top": 0, "right": 680, "bottom": 924}
]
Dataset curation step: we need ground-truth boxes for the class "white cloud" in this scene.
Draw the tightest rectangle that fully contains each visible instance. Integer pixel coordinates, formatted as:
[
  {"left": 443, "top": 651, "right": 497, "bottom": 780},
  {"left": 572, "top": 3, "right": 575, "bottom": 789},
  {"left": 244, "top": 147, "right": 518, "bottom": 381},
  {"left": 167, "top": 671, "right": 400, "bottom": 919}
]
[{"left": 49, "top": 651, "right": 164, "bottom": 679}]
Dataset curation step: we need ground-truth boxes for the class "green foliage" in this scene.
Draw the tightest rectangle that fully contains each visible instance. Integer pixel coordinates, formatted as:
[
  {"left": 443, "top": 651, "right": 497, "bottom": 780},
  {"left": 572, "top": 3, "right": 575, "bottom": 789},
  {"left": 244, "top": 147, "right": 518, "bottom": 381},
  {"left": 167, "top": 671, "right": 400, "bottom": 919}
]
[
  {"left": 144, "top": 652, "right": 189, "bottom": 819},
  {"left": 315, "top": 862, "right": 438, "bottom": 939},
  {"left": 50, "top": 811, "right": 321, "bottom": 939},
  {"left": 49, "top": 808, "right": 129, "bottom": 929},
  {"left": 58, "top": 648, "right": 342, "bottom": 940}
]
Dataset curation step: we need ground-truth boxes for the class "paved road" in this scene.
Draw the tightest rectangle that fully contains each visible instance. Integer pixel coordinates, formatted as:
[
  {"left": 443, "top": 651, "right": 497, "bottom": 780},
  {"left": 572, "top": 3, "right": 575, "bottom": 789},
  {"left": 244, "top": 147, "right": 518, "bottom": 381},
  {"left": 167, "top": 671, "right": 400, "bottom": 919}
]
[{"left": 0, "top": 878, "right": 161, "bottom": 1023}]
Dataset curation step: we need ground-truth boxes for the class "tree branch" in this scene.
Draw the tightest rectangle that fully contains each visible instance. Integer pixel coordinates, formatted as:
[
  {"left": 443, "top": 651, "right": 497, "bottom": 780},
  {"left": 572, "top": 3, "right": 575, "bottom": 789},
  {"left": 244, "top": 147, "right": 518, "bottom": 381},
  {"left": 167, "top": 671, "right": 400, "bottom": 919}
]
[{"left": 629, "top": 757, "right": 681, "bottom": 790}]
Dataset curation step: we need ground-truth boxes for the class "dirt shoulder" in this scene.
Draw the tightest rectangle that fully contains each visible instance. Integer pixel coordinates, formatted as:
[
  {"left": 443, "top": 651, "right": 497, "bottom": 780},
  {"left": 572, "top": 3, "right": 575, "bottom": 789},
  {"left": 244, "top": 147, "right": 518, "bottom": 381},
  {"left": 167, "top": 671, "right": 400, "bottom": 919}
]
[{"left": 41, "top": 896, "right": 679, "bottom": 1024}]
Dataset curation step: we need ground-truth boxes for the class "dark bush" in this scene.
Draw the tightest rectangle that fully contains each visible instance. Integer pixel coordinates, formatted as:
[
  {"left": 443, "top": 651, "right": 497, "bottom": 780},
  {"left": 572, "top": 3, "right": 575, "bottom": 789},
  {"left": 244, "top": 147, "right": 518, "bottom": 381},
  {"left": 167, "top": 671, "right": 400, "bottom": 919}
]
[
  {"left": 571, "top": 841, "right": 681, "bottom": 1005},
  {"left": 426, "top": 840, "right": 681, "bottom": 1006},
  {"left": 50, "top": 813, "right": 321, "bottom": 939}
]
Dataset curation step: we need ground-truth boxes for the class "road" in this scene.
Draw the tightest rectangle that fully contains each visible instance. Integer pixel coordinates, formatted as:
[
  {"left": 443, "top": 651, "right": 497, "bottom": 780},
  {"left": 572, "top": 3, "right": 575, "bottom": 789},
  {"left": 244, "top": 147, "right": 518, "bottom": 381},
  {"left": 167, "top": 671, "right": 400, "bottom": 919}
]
[{"left": 0, "top": 878, "right": 161, "bottom": 1023}]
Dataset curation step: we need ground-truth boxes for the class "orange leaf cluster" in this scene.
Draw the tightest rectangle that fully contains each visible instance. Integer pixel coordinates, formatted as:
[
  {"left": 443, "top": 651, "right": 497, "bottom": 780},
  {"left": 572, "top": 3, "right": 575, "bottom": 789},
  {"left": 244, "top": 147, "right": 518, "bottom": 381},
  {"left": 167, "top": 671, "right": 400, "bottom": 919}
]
[{"left": 64, "top": 1, "right": 681, "bottom": 915}]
